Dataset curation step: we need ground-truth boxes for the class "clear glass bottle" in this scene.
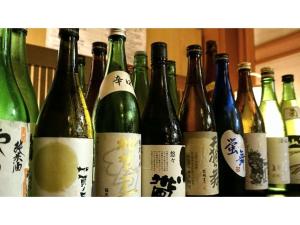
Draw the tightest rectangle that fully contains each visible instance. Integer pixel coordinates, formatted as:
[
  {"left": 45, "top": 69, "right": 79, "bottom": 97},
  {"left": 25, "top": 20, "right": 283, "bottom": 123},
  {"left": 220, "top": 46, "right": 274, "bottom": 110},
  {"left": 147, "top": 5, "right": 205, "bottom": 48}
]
[{"left": 259, "top": 67, "right": 290, "bottom": 194}]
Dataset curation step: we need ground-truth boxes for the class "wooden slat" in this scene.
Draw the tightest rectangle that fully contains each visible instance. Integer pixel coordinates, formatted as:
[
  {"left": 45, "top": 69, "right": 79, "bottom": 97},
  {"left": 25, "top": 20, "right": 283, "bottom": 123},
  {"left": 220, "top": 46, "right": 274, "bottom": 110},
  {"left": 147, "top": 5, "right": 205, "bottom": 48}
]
[
  {"left": 39, "top": 67, "right": 47, "bottom": 108},
  {"left": 33, "top": 66, "right": 40, "bottom": 107},
  {"left": 255, "top": 31, "right": 300, "bottom": 64}
]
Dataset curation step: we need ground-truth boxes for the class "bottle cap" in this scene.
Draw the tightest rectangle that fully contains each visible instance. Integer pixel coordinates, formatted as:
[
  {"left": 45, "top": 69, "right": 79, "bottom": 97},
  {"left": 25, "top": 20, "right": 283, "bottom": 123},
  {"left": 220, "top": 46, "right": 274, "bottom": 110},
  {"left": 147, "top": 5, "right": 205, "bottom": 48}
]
[
  {"left": 59, "top": 28, "right": 79, "bottom": 40},
  {"left": 12, "top": 28, "right": 27, "bottom": 35},
  {"left": 238, "top": 62, "right": 251, "bottom": 70},
  {"left": 282, "top": 74, "right": 294, "bottom": 82},
  {"left": 187, "top": 44, "right": 202, "bottom": 56},
  {"left": 110, "top": 28, "right": 126, "bottom": 37},
  {"left": 206, "top": 40, "right": 217, "bottom": 53},
  {"left": 92, "top": 41, "right": 107, "bottom": 54},
  {"left": 260, "top": 67, "right": 274, "bottom": 79},
  {"left": 151, "top": 42, "right": 167, "bottom": 62},
  {"left": 77, "top": 55, "right": 85, "bottom": 65},
  {"left": 216, "top": 53, "right": 229, "bottom": 61}
]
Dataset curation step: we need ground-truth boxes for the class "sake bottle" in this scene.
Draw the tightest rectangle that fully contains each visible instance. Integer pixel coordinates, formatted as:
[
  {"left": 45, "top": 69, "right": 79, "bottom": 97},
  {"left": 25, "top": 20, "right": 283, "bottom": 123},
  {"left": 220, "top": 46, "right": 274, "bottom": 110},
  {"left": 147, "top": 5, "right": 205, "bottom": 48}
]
[
  {"left": 85, "top": 42, "right": 107, "bottom": 116},
  {"left": 0, "top": 28, "right": 30, "bottom": 196},
  {"left": 30, "top": 28, "right": 93, "bottom": 197},
  {"left": 212, "top": 53, "right": 245, "bottom": 196},
  {"left": 235, "top": 62, "right": 268, "bottom": 196},
  {"left": 94, "top": 29, "right": 141, "bottom": 197},
  {"left": 179, "top": 45, "right": 218, "bottom": 196},
  {"left": 166, "top": 60, "right": 180, "bottom": 114},
  {"left": 280, "top": 74, "right": 300, "bottom": 195},
  {"left": 141, "top": 42, "right": 185, "bottom": 197},
  {"left": 259, "top": 67, "right": 290, "bottom": 194}
]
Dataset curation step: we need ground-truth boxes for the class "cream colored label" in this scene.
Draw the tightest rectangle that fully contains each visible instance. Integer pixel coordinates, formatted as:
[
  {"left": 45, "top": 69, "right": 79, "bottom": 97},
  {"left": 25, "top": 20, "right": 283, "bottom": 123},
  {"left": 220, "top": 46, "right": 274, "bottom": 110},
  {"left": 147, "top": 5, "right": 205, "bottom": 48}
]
[
  {"left": 244, "top": 133, "right": 268, "bottom": 190},
  {"left": 142, "top": 145, "right": 185, "bottom": 197},
  {"left": 288, "top": 136, "right": 300, "bottom": 184},
  {"left": 0, "top": 120, "right": 29, "bottom": 196},
  {"left": 30, "top": 138, "right": 93, "bottom": 197},
  {"left": 95, "top": 133, "right": 141, "bottom": 197},
  {"left": 283, "top": 107, "right": 300, "bottom": 120},
  {"left": 184, "top": 132, "right": 218, "bottom": 196},
  {"left": 267, "top": 137, "right": 290, "bottom": 184},
  {"left": 221, "top": 130, "right": 245, "bottom": 177},
  {"left": 99, "top": 71, "right": 136, "bottom": 100}
]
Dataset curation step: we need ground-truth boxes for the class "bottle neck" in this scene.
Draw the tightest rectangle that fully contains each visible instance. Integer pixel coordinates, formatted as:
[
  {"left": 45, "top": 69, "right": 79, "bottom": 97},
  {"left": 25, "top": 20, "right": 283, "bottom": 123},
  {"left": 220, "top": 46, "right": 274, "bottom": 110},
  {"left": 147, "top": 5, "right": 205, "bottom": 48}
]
[
  {"left": 56, "top": 35, "right": 77, "bottom": 77},
  {"left": 106, "top": 35, "right": 127, "bottom": 74},
  {"left": 187, "top": 53, "right": 203, "bottom": 84},
  {"left": 282, "top": 81, "right": 296, "bottom": 101},
  {"left": 215, "top": 59, "right": 233, "bottom": 96},
  {"left": 261, "top": 78, "right": 278, "bottom": 102},
  {"left": 205, "top": 50, "right": 216, "bottom": 84},
  {"left": 11, "top": 31, "right": 27, "bottom": 66},
  {"left": 0, "top": 29, "right": 12, "bottom": 65},
  {"left": 151, "top": 60, "right": 169, "bottom": 98},
  {"left": 237, "top": 69, "right": 253, "bottom": 92}
]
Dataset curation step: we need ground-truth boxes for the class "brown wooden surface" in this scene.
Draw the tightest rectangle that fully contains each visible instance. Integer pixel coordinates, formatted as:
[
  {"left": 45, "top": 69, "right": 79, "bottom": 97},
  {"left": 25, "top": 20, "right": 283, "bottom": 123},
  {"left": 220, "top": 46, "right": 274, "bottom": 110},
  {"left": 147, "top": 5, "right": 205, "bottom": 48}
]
[{"left": 255, "top": 31, "right": 300, "bottom": 64}]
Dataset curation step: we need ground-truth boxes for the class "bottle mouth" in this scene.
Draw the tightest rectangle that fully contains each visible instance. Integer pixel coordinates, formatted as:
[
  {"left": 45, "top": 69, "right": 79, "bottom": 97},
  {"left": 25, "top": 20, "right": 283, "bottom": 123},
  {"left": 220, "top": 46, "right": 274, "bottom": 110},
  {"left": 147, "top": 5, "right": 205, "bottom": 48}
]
[
  {"left": 216, "top": 53, "right": 229, "bottom": 61},
  {"left": 77, "top": 55, "right": 86, "bottom": 65},
  {"left": 187, "top": 44, "right": 202, "bottom": 56},
  {"left": 59, "top": 28, "right": 79, "bottom": 40},
  {"left": 282, "top": 74, "right": 294, "bottom": 82},
  {"left": 238, "top": 62, "right": 251, "bottom": 70},
  {"left": 12, "top": 28, "right": 27, "bottom": 35},
  {"left": 151, "top": 42, "right": 167, "bottom": 62},
  {"left": 92, "top": 41, "right": 107, "bottom": 54},
  {"left": 109, "top": 28, "right": 126, "bottom": 37}
]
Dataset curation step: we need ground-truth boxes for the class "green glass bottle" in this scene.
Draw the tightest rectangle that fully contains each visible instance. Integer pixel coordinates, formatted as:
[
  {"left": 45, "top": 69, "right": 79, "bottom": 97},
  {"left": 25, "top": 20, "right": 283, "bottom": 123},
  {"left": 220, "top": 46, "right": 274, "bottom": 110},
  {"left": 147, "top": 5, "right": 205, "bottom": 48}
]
[
  {"left": 259, "top": 67, "right": 290, "bottom": 194},
  {"left": 30, "top": 29, "right": 93, "bottom": 197},
  {"left": 77, "top": 54, "right": 86, "bottom": 95},
  {"left": 280, "top": 74, "right": 300, "bottom": 195},
  {"left": 141, "top": 42, "right": 185, "bottom": 197},
  {"left": 0, "top": 28, "right": 30, "bottom": 196},
  {"left": 133, "top": 51, "right": 149, "bottom": 115},
  {"left": 167, "top": 60, "right": 180, "bottom": 114},
  {"left": 179, "top": 45, "right": 218, "bottom": 196},
  {"left": 236, "top": 62, "right": 268, "bottom": 196},
  {"left": 11, "top": 29, "right": 39, "bottom": 124},
  {"left": 94, "top": 29, "right": 141, "bottom": 197}
]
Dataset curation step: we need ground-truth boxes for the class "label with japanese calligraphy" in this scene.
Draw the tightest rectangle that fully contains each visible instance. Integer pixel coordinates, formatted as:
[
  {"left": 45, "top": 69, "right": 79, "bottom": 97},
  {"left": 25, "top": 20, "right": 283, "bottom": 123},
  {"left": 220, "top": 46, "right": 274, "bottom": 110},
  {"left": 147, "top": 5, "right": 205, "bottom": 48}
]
[
  {"left": 220, "top": 130, "right": 245, "bottom": 177},
  {"left": 0, "top": 119, "right": 29, "bottom": 196},
  {"left": 98, "top": 70, "right": 136, "bottom": 100},
  {"left": 288, "top": 135, "right": 300, "bottom": 184},
  {"left": 30, "top": 138, "right": 93, "bottom": 196},
  {"left": 244, "top": 133, "right": 268, "bottom": 190},
  {"left": 283, "top": 106, "right": 300, "bottom": 120},
  {"left": 184, "top": 132, "right": 218, "bottom": 196},
  {"left": 267, "top": 137, "right": 290, "bottom": 184},
  {"left": 95, "top": 133, "right": 141, "bottom": 197},
  {"left": 142, "top": 145, "right": 185, "bottom": 197}
]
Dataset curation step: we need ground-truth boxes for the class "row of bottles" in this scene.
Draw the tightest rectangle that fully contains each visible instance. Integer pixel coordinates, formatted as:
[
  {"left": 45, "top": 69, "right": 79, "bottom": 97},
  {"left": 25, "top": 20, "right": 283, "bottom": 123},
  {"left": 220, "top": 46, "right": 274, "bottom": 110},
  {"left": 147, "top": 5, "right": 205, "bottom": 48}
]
[{"left": 1, "top": 28, "right": 299, "bottom": 197}]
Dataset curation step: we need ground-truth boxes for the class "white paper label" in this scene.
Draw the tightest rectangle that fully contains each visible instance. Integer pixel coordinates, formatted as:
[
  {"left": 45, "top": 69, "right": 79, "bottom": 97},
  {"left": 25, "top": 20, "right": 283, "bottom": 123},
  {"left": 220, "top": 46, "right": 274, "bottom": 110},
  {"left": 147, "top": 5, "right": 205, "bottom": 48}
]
[
  {"left": 221, "top": 130, "right": 245, "bottom": 177},
  {"left": 244, "top": 133, "right": 268, "bottom": 190},
  {"left": 98, "top": 71, "right": 136, "bottom": 100},
  {"left": 30, "top": 137, "right": 93, "bottom": 197},
  {"left": 0, "top": 119, "right": 29, "bottom": 196},
  {"left": 142, "top": 145, "right": 185, "bottom": 197},
  {"left": 288, "top": 136, "right": 300, "bottom": 184},
  {"left": 184, "top": 132, "right": 218, "bottom": 195},
  {"left": 95, "top": 133, "right": 141, "bottom": 197},
  {"left": 267, "top": 137, "right": 290, "bottom": 184},
  {"left": 283, "top": 106, "right": 300, "bottom": 120}
]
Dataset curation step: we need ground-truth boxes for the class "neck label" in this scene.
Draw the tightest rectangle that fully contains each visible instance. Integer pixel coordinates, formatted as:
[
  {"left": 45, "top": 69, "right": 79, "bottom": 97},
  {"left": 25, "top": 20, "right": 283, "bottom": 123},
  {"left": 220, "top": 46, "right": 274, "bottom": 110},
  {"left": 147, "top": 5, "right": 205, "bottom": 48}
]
[{"left": 99, "top": 71, "right": 136, "bottom": 100}]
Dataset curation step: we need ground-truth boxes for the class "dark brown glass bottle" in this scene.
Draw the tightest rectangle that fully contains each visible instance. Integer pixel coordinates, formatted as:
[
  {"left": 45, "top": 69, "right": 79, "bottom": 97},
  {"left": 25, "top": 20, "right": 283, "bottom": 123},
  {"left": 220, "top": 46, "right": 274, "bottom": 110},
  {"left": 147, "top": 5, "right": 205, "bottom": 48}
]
[
  {"left": 179, "top": 45, "right": 218, "bottom": 196},
  {"left": 85, "top": 42, "right": 107, "bottom": 115},
  {"left": 205, "top": 40, "right": 217, "bottom": 102},
  {"left": 235, "top": 62, "right": 268, "bottom": 196}
]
